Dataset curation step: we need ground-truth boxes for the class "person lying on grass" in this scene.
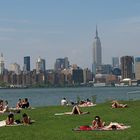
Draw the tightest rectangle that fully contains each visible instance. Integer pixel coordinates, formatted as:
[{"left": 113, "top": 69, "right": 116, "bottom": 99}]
[
  {"left": 78, "top": 98, "right": 96, "bottom": 107},
  {"left": 6, "top": 113, "right": 15, "bottom": 125},
  {"left": 55, "top": 105, "right": 89, "bottom": 115},
  {"left": 111, "top": 100, "right": 127, "bottom": 108},
  {"left": 66, "top": 105, "right": 89, "bottom": 115},
  {"left": 22, "top": 113, "right": 31, "bottom": 125},
  {"left": 102, "top": 122, "right": 131, "bottom": 130}
]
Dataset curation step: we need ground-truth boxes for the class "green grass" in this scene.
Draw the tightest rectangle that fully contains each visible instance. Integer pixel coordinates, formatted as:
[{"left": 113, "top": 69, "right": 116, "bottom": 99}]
[{"left": 0, "top": 100, "right": 140, "bottom": 140}]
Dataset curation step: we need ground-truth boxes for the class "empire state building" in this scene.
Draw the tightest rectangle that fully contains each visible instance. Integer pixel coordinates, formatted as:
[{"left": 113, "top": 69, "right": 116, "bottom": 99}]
[{"left": 92, "top": 26, "right": 102, "bottom": 74}]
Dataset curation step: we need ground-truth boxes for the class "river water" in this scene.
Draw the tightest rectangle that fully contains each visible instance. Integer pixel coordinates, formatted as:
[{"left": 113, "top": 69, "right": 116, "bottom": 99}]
[{"left": 0, "top": 87, "right": 140, "bottom": 107}]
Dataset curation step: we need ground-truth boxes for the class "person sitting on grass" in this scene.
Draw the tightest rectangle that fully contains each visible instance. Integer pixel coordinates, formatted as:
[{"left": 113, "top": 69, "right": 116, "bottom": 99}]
[
  {"left": 6, "top": 113, "right": 14, "bottom": 125},
  {"left": 61, "top": 98, "right": 68, "bottom": 106},
  {"left": 16, "top": 99, "right": 22, "bottom": 109},
  {"left": 22, "top": 98, "right": 30, "bottom": 108},
  {"left": 22, "top": 113, "right": 31, "bottom": 125},
  {"left": 92, "top": 116, "right": 105, "bottom": 129},
  {"left": 111, "top": 100, "right": 127, "bottom": 108},
  {"left": 0, "top": 100, "right": 4, "bottom": 111},
  {"left": 0, "top": 100, "right": 9, "bottom": 114}
]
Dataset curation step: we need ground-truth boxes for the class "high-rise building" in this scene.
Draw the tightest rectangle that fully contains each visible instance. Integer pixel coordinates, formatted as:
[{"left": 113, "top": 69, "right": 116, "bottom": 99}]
[
  {"left": 0, "top": 53, "right": 5, "bottom": 75},
  {"left": 93, "top": 26, "right": 102, "bottom": 74},
  {"left": 72, "top": 67, "right": 83, "bottom": 84},
  {"left": 83, "top": 68, "right": 92, "bottom": 84},
  {"left": 135, "top": 57, "right": 140, "bottom": 80},
  {"left": 9, "top": 63, "right": 21, "bottom": 75},
  {"left": 121, "top": 56, "right": 134, "bottom": 79},
  {"left": 36, "top": 57, "right": 46, "bottom": 73},
  {"left": 24, "top": 56, "right": 30, "bottom": 72},
  {"left": 54, "top": 57, "right": 69, "bottom": 71},
  {"left": 112, "top": 57, "right": 119, "bottom": 68},
  {"left": 101, "top": 64, "right": 112, "bottom": 74}
]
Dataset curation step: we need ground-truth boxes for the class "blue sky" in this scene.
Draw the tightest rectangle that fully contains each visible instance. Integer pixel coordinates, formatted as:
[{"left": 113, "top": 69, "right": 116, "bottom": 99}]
[{"left": 0, "top": 0, "right": 140, "bottom": 69}]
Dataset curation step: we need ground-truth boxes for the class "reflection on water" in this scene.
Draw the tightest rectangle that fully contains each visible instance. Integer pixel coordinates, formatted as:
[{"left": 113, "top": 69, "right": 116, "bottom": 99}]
[{"left": 0, "top": 87, "right": 140, "bottom": 107}]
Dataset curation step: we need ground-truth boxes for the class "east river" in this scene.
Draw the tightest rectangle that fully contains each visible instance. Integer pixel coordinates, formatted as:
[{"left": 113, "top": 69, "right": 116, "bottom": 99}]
[{"left": 0, "top": 86, "right": 140, "bottom": 107}]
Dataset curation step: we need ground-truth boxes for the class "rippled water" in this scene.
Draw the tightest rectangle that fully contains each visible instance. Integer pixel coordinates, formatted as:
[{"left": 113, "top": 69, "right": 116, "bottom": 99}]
[{"left": 0, "top": 87, "right": 140, "bottom": 107}]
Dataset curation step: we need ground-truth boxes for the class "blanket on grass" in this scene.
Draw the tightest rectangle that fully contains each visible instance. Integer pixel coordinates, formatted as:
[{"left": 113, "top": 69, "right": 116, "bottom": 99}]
[
  {"left": 78, "top": 104, "right": 96, "bottom": 107},
  {"left": 0, "top": 120, "right": 23, "bottom": 127},
  {"left": 0, "top": 120, "right": 35, "bottom": 127},
  {"left": 55, "top": 111, "right": 89, "bottom": 116},
  {"left": 73, "top": 122, "right": 131, "bottom": 131}
]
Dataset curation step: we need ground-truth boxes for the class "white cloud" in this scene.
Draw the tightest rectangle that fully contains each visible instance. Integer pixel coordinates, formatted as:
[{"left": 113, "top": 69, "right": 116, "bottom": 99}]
[
  {"left": 0, "top": 27, "right": 40, "bottom": 33},
  {"left": 0, "top": 37, "right": 14, "bottom": 41},
  {"left": 0, "top": 28, "right": 17, "bottom": 32},
  {"left": 0, "top": 18, "right": 30, "bottom": 24}
]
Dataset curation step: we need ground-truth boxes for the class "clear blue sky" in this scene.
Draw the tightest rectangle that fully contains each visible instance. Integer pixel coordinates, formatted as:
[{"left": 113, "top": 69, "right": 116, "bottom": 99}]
[{"left": 0, "top": 0, "right": 140, "bottom": 70}]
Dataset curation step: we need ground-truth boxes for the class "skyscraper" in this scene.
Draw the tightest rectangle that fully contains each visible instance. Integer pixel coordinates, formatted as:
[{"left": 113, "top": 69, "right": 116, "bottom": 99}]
[
  {"left": 0, "top": 53, "right": 5, "bottom": 75},
  {"left": 36, "top": 57, "right": 46, "bottom": 73},
  {"left": 121, "top": 56, "right": 134, "bottom": 79},
  {"left": 93, "top": 26, "right": 102, "bottom": 74},
  {"left": 54, "top": 57, "right": 69, "bottom": 71},
  {"left": 112, "top": 57, "right": 119, "bottom": 68},
  {"left": 9, "top": 63, "right": 21, "bottom": 75},
  {"left": 135, "top": 57, "right": 140, "bottom": 80},
  {"left": 24, "top": 56, "right": 30, "bottom": 72}
]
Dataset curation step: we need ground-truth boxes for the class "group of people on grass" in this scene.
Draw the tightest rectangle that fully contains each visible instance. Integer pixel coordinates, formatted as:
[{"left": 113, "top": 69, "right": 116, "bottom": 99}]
[
  {"left": 0, "top": 96, "right": 129, "bottom": 128},
  {"left": 16, "top": 98, "right": 30, "bottom": 109},
  {"left": 60, "top": 97, "right": 129, "bottom": 130},
  {"left": 0, "top": 98, "right": 33, "bottom": 126},
  {"left": 0, "top": 100, "right": 9, "bottom": 114},
  {"left": 78, "top": 115, "right": 127, "bottom": 131},
  {"left": 79, "top": 100, "right": 128, "bottom": 130},
  {"left": 61, "top": 97, "right": 127, "bottom": 109},
  {"left": 92, "top": 116, "right": 127, "bottom": 130},
  {"left": 0, "top": 98, "right": 30, "bottom": 114},
  {"left": 60, "top": 97, "right": 95, "bottom": 107},
  {"left": 78, "top": 98, "right": 95, "bottom": 107},
  {"left": 6, "top": 113, "right": 31, "bottom": 125}
]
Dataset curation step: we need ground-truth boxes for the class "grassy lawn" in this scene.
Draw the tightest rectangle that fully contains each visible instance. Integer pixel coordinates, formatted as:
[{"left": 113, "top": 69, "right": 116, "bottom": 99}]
[{"left": 0, "top": 100, "right": 140, "bottom": 140}]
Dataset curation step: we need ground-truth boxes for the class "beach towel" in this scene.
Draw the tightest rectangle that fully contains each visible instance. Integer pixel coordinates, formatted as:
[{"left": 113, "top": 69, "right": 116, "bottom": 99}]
[
  {"left": 54, "top": 113, "right": 66, "bottom": 116},
  {"left": 0, "top": 120, "right": 35, "bottom": 127},
  {"left": 78, "top": 104, "right": 96, "bottom": 107},
  {"left": 55, "top": 111, "right": 89, "bottom": 116},
  {"left": 0, "top": 120, "right": 23, "bottom": 127},
  {"left": 0, "top": 120, "right": 6, "bottom": 127},
  {"left": 73, "top": 123, "right": 131, "bottom": 131}
]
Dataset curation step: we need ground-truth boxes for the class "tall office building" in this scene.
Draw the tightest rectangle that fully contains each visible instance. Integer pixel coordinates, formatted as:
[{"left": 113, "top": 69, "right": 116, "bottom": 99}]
[
  {"left": 24, "top": 56, "right": 30, "bottom": 72},
  {"left": 54, "top": 57, "right": 69, "bottom": 71},
  {"left": 83, "top": 68, "right": 92, "bottom": 84},
  {"left": 9, "top": 63, "right": 21, "bottom": 75},
  {"left": 101, "top": 64, "right": 112, "bottom": 74},
  {"left": 0, "top": 53, "right": 5, "bottom": 75},
  {"left": 93, "top": 26, "right": 102, "bottom": 74},
  {"left": 135, "top": 57, "right": 140, "bottom": 80},
  {"left": 121, "top": 56, "right": 134, "bottom": 79},
  {"left": 112, "top": 57, "right": 119, "bottom": 68},
  {"left": 36, "top": 57, "right": 46, "bottom": 73}
]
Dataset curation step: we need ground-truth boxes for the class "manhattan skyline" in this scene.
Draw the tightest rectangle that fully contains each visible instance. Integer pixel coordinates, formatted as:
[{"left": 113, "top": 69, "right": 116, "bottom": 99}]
[{"left": 0, "top": 0, "right": 140, "bottom": 69}]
